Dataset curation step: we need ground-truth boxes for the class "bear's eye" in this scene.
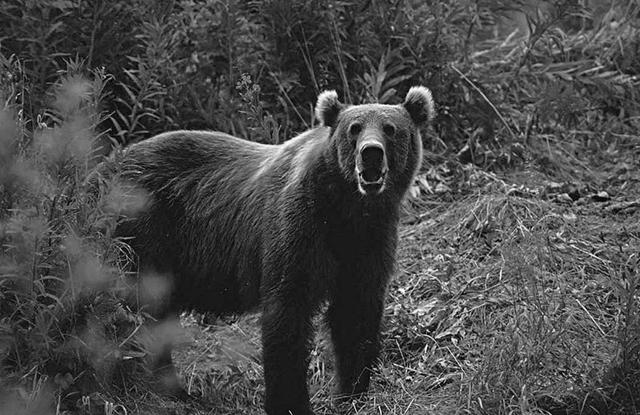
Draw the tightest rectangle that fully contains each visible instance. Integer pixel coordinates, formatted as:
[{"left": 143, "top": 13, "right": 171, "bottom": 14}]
[
  {"left": 349, "top": 123, "right": 362, "bottom": 136},
  {"left": 383, "top": 123, "right": 396, "bottom": 137}
]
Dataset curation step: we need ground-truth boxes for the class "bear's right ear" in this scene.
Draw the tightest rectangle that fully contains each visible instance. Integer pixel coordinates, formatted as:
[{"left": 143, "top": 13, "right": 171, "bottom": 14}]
[
  {"left": 403, "top": 86, "right": 435, "bottom": 127},
  {"left": 315, "top": 90, "right": 343, "bottom": 128}
]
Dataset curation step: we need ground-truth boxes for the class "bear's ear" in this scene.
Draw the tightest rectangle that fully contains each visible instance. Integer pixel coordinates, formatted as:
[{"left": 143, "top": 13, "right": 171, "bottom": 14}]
[
  {"left": 315, "top": 90, "right": 343, "bottom": 128},
  {"left": 402, "top": 86, "right": 435, "bottom": 126}
]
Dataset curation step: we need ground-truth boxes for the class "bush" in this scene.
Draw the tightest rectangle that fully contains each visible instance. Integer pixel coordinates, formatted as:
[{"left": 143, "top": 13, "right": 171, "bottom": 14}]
[{"left": 0, "top": 58, "right": 151, "bottom": 411}]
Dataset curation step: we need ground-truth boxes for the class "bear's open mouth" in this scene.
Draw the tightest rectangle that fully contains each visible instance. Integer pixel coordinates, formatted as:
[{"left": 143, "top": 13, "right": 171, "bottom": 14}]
[
  {"left": 360, "top": 167, "right": 384, "bottom": 183},
  {"left": 356, "top": 141, "right": 388, "bottom": 195},
  {"left": 357, "top": 168, "right": 387, "bottom": 194}
]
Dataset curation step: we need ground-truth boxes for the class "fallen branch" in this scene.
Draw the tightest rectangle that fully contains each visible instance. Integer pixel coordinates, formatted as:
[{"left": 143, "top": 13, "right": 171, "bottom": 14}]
[{"left": 605, "top": 199, "right": 640, "bottom": 214}]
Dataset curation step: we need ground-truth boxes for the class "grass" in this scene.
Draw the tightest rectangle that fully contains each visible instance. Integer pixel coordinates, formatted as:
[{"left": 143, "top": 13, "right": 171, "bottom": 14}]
[{"left": 56, "top": 142, "right": 637, "bottom": 415}]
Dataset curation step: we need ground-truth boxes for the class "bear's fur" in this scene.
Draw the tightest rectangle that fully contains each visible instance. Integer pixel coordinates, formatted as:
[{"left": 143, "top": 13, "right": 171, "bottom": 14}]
[{"left": 116, "top": 86, "right": 434, "bottom": 415}]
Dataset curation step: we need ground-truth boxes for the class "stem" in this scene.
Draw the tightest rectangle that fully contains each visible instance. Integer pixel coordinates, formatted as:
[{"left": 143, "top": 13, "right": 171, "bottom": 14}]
[{"left": 451, "top": 65, "right": 517, "bottom": 142}]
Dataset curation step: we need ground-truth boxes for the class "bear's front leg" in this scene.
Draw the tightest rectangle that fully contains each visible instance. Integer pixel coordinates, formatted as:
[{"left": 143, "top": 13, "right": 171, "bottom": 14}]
[
  {"left": 261, "top": 292, "right": 315, "bottom": 415},
  {"left": 327, "top": 277, "right": 385, "bottom": 399}
]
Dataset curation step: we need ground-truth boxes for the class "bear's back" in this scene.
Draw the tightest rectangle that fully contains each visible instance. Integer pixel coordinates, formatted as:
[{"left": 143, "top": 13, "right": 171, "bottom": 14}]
[
  {"left": 118, "top": 129, "right": 330, "bottom": 313},
  {"left": 125, "top": 131, "right": 274, "bottom": 182}
]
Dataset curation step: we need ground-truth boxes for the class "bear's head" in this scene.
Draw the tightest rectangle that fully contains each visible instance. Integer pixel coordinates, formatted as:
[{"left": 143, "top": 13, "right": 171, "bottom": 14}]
[{"left": 316, "top": 86, "right": 434, "bottom": 196}]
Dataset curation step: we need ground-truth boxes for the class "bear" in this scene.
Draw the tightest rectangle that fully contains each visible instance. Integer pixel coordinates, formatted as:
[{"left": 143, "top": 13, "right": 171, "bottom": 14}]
[{"left": 114, "top": 86, "right": 435, "bottom": 414}]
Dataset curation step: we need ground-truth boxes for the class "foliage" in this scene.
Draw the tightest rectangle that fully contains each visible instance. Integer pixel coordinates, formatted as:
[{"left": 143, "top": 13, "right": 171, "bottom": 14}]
[{"left": 0, "top": 58, "right": 161, "bottom": 412}]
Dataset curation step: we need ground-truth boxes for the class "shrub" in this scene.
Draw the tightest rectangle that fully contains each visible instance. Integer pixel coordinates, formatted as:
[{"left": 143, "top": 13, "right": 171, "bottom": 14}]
[{"left": 0, "top": 58, "right": 150, "bottom": 411}]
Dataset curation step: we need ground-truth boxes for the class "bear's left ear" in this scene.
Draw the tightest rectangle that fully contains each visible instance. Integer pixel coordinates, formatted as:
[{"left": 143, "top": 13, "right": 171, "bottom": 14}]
[
  {"left": 315, "top": 90, "right": 343, "bottom": 128},
  {"left": 403, "top": 86, "right": 435, "bottom": 126}
]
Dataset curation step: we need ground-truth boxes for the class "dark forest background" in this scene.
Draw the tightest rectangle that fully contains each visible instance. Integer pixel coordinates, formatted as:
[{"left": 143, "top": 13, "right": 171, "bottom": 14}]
[{"left": 1, "top": 1, "right": 640, "bottom": 414}]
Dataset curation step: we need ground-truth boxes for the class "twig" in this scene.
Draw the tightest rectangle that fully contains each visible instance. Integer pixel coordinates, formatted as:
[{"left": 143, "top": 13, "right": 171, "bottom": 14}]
[
  {"left": 118, "top": 322, "right": 144, "bottom": 348},
  {"left": 605, "top": 199, "right": 640, "bottom": 214},
  {"left": 451, "top": 65, "right": 517, "bottom": 142},
  {"left": 269, "top": 71, "right": 308, "bottom": 129},
  {"left": 575, "top": 298, "right": 607, "bottom": 338},
  {"left": 330, "top": 17, "right": 351, "bottom": 104}
]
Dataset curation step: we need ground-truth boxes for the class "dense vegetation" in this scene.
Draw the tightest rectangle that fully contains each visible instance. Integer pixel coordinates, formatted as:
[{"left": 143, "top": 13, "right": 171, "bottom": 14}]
[{"left": 1, "top": 0, "right": 639, "bottom": 413}]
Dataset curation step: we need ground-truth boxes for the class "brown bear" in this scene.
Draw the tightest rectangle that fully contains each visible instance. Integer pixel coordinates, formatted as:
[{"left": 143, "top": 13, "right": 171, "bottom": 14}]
[{"left": 115, "top": 86, "right": 434, "bottom": 414}]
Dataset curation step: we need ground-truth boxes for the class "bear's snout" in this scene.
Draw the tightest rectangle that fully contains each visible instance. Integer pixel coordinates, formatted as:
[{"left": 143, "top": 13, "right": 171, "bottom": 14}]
[{"left": 356, "top": 140, "right": 388, "bottom": 195}]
